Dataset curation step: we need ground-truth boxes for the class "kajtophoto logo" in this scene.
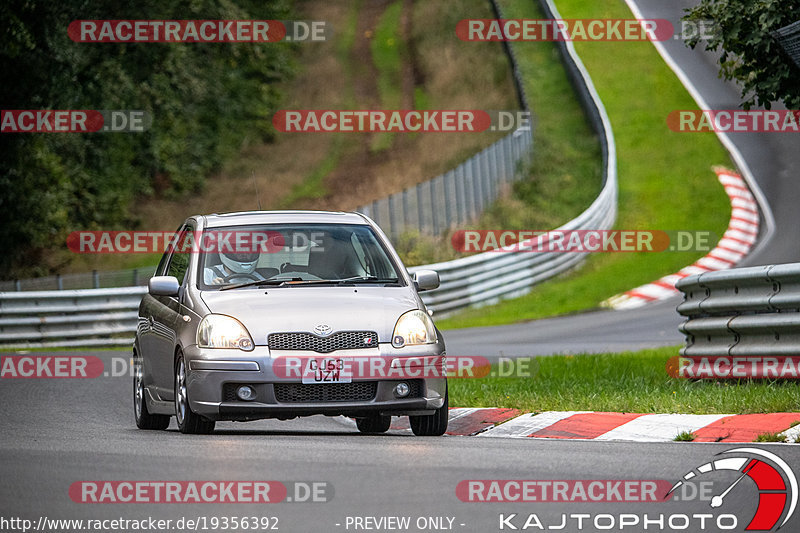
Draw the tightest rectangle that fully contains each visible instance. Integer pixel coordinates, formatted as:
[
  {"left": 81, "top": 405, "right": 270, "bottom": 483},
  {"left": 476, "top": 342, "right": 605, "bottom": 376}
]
[{"left": 668, "top": 448, "right": 797, "bottom": 531}]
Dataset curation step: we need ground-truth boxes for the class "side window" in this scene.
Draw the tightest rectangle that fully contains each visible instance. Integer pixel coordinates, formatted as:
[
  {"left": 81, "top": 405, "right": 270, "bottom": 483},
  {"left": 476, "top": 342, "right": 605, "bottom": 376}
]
[{"left": 166, "top": 225, "right": 192, "bottom": 285}]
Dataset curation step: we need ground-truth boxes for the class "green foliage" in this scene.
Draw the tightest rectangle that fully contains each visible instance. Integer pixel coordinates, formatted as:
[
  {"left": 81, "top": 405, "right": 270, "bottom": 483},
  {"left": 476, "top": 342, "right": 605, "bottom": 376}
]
[
  {"left": 0, "top": 0, "right": 294, "bottom": 277},
  {"left": 684, "top": 0, "right": 800, "bottom": 109},
  {"left": 449, "top": 347, "right": 800, "bottom": 414},
  {"left": 754, "top": 431, "right": 786, "bottom": 442}
]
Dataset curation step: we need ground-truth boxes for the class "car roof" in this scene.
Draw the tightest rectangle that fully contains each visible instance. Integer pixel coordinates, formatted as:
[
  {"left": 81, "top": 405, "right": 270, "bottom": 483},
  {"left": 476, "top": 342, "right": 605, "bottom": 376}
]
[{"left": 198, "top": 210, "right": 370, "bottom": 228}]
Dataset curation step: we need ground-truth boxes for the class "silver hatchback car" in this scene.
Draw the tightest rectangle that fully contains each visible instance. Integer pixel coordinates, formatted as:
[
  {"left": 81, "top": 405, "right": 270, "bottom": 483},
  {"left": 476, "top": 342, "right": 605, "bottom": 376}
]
[{"left": 134, "top": 211, "right": 447, "bottom": 435}]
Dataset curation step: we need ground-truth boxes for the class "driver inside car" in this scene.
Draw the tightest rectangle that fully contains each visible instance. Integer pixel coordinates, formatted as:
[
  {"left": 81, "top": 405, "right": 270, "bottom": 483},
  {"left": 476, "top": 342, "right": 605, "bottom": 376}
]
[{"left": 204, "top": 251, "right": 266, "bottom": 285}]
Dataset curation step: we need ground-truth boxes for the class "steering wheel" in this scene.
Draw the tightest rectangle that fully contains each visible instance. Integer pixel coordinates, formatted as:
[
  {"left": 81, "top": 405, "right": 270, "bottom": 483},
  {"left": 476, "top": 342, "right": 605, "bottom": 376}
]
[{"left": 222, "top": 272, "right": 261, "bottom": 282}]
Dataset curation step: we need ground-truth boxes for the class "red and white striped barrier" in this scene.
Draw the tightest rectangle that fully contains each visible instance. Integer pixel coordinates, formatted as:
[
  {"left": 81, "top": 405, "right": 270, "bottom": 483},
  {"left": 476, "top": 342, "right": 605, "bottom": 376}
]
[{"left": 604, "top": 168, "right": 759, "bottom": 309}]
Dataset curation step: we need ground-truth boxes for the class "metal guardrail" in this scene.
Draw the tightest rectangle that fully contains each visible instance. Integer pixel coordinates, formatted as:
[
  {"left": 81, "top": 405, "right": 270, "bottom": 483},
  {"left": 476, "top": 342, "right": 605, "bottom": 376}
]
[
  {"left": 0, "top": 287, "right": 146, "bottom": 348},
  {"left": 0, "top": 266, "right": 155, "bottom": 292},
  {"left": 773, "top": 20, "right": 800, "bottom": 69},
  {"left": 357, "top": 127, "right": 533, "bottom": 240},
  {"left": 676, "top": 263, "right": 800, "bottom": 358},
  {"left": 0, "top": 0, "right": 618, "bottom": 346}
]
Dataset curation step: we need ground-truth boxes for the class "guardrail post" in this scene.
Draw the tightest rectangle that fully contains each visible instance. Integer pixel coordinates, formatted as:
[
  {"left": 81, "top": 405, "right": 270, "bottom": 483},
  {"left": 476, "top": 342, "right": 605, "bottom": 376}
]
[
  {"left": 14, "top": 280, "right": 21, "bottom": 292},
  {"left": 56, "top": 274, "right": 63, "bottom": 290},
  {"left": 402, "top": 189, "right": 409, "bottom": 234},
  {"left": 371, "top": 201, "right": 379, "bottom": 227},
  {"left": 443, "top": 171, "right": 453, "bottom": 230},
  {"left": 430, "top": 178, "right": 439, "bottom": 234},
  {"left": 416, "top": 183, "right": 425, "bottom": 233},
  {"left": 456, "top": 165, "right": 466, "bottom": 225},
  {"left": 463, "top": 162, "right": 474, "bottom": 222},
  {"left": 388, "top": 195, "right": 397, "bottom": 241},
  {"left": 471, "top": 157, "right": 482, "bottom": 216},
  {"left": 92, "top": 270, "right": 99, "bottom": 289}
]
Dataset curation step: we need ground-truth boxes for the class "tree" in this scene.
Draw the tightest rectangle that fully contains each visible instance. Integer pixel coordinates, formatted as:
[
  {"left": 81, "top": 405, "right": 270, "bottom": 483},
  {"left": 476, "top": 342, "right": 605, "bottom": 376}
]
[
  {"left": 683, "top": 0, "right": 800, "bottom": 110},
  {"left": 0, "top": 0, "right": 294, "bottom": 278}
]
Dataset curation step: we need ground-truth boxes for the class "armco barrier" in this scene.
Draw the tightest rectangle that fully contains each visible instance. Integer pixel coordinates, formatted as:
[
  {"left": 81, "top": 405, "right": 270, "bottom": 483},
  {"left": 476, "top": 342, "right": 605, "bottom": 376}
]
[
  {"left": 0, "top": 287, "right": 146, "bottom": 348},
  {"left": 0, "top": 0, "right": 617, "bottom": 346},
  {"left": 676, "top": 263, "right": 800, "bottom": 358}
]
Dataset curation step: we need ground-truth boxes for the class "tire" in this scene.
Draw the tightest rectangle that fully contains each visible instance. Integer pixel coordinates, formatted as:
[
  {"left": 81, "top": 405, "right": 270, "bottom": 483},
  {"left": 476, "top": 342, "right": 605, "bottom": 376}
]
[
  {"left": 175, "top": 356, "right": 215, "bottom": 435},
  {"left": 356, "top": 414, "right": 392, "bottom": 434},
  {"left": 134, "top": 351, "right": 170, "bottom": 430},
  {"left": 409, "top": 387, "right": 448, "bottom": 436}
]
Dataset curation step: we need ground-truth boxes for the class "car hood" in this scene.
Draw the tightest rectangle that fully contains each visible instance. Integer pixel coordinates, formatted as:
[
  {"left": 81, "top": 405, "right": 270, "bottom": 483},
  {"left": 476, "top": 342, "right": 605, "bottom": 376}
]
[{"left": 200, "top": 286, "right": 421, "bottom": 345}]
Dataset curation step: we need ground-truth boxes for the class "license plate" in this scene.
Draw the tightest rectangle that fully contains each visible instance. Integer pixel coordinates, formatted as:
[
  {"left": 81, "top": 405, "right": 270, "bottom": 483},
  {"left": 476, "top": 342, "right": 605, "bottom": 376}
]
[{"left": 301, "top": 358, "right": 352, "bottom": 384}]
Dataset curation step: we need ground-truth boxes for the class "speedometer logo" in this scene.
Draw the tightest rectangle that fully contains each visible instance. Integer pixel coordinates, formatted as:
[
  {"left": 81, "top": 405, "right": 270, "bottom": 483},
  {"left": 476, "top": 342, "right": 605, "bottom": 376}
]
[{"left": 668, "top": 448, "right": 797, "bottom": 530}]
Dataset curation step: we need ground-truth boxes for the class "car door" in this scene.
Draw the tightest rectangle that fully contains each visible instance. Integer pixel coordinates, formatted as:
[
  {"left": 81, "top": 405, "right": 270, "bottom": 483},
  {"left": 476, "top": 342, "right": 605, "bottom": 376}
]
[
  {"left": 150, "top": 225, "right": 193, "bottom": 400},
  {"left": 138, "top": 247, "right": 171, "bottom": 396}
]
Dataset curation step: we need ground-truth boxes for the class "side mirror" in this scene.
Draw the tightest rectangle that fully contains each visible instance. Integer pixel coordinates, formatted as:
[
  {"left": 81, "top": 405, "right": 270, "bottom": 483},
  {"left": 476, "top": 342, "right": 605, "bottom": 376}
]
[
  {"left": 149, "top": 275, "right": 180, "bottom": 297},
  {"left": 413, "top": 270, "right": 440, "bottom": 292}
]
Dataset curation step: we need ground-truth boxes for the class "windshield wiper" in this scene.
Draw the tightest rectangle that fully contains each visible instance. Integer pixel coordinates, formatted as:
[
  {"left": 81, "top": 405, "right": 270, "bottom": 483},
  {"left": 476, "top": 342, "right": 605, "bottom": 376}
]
[
  {"left": 219, "top": 277, "right": 302, "bottom": 291},
  {"left": 335, "top": 276, "right": 399, "bottom": 284},
  {"left": 219, "top": 275, "right": 399, "bottom": 291}
]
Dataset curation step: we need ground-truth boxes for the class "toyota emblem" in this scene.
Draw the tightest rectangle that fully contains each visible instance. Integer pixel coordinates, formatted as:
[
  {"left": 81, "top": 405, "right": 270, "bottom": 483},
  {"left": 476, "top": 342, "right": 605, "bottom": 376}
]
[{"left": 313, "top": 324, "right": 333, "bottom": 337}]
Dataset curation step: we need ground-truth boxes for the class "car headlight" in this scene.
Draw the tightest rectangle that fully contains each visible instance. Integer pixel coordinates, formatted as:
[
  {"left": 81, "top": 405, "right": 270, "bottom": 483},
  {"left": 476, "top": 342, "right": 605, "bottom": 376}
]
[
  {"left": 392, "top": 310, "right": 437, "bottom": 347},
  {"left": 197, "top": 314, "right": 254, "bottom": 351}
]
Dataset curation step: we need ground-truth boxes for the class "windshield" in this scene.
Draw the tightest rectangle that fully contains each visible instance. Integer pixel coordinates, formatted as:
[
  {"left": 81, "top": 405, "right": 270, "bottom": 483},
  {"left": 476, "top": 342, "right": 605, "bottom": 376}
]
[{"left": 197, "top": 223, "right": 402, "bottom": 289}]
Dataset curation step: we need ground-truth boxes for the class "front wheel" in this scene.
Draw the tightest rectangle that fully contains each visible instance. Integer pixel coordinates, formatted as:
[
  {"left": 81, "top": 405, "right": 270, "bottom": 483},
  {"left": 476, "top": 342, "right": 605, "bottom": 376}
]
[
  {"left": 409, "top": 387, "right": 448, "bottom": 436},
  {"left": 175, "top": 356, "right": 215, "bottom": 434},
  {"left": 134, "top": 351, "right": 170, "bottom": 430}
]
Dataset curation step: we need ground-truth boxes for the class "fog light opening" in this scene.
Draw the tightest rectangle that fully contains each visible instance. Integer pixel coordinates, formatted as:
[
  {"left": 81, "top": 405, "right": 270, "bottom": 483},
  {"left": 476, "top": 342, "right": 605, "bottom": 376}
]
[
  {"left": 236, "top": 385, "right": 256, "bottom": 401},
  {"left": 394, "top": 382, "right": 410, "bottom": 398}
]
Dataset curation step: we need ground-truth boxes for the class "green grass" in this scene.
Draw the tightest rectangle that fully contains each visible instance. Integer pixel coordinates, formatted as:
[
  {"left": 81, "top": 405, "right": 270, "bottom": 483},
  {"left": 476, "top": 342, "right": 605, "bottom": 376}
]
[
  {"left": 369, "top": 0, "right": 404, "bottom": 152},
  {"left": 276, "top": 0, "right": 361, "bottom": 208},
  {"left": 674, "top": 431, "right": 697, "bottom": 442},
  {"left": 449, "top": 347, "right": 800, "bottom": 414},
  {"left": 754, "top": 432, "right": 786, "bottom": 443},
  {"left": 278, "top": 137, "right": 344, "bottom": 207},
  {"left": 437, "top": 0, "right": 731, "bottom": 329}
]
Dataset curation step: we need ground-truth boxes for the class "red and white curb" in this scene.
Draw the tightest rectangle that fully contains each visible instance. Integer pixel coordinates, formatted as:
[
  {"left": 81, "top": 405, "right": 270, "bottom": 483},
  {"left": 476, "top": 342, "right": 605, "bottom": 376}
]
[
  {"left": 478, "top": 411, "right": 800, "bottom": 443},
  {"left": 604, "top": 168, "right": 760, "bottom": 310},
  {"left": 339, "top": 409, "right": 799, "bottom": 442}
]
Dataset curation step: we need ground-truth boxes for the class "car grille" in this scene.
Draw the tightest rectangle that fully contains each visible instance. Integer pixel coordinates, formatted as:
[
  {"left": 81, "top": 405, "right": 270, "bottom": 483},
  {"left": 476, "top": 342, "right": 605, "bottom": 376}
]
[
  {"left": 274, "top": 382, "right": 378, "bottom": 403},
  {"left": 268, "top": 331, "right": 379, "bottom": 353}
]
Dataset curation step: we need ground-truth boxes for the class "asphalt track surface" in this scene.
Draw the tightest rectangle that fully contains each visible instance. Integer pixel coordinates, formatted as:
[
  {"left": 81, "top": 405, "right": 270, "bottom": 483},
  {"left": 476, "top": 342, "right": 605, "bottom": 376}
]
[
  {"left": 0, "top": 354, "right": 788, "bottom": 531},
  {"left": 2, "top": 1, "right": 799, "bottom": 532}
]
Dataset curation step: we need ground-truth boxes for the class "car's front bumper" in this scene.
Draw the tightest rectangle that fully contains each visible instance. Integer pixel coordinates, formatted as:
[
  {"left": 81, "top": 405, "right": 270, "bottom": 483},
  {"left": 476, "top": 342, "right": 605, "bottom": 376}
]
[{"left": 182, "top": 342, "right": 447, "bottom": 421}]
